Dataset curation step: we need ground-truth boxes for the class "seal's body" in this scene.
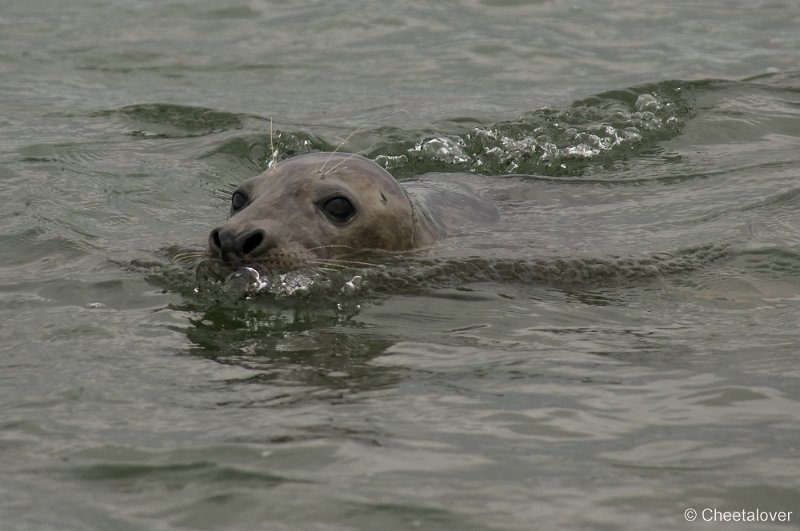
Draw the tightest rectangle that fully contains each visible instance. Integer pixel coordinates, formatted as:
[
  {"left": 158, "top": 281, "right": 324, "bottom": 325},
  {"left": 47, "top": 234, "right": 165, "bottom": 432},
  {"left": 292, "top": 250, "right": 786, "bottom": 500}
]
[{"left": 208, "top": 153, "right": 446, "bottom": 269}]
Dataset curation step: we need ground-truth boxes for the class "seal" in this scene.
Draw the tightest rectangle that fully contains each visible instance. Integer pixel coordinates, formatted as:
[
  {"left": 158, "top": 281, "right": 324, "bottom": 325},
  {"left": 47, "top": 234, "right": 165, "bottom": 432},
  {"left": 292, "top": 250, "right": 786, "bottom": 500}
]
[{"left": 208, "top": 152, "right": 454, "bottom": 269}]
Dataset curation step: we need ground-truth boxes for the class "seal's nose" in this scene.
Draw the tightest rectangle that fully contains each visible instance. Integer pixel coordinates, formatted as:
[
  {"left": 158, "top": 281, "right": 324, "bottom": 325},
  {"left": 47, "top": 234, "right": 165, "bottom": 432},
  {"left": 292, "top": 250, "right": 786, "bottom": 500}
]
[{"left": 208, "top": 226, "right": 267, "bottom": 264}]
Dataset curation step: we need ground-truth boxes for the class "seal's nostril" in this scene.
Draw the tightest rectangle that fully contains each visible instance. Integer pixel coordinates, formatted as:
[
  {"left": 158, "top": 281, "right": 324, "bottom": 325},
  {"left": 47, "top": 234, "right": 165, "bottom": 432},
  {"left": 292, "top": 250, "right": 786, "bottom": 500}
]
[
  {"left": 242, "top": 231, "right": 264, "bottom": 255},
  {"left": 211, "top": 229, "right": 222, "bottom": 251}
]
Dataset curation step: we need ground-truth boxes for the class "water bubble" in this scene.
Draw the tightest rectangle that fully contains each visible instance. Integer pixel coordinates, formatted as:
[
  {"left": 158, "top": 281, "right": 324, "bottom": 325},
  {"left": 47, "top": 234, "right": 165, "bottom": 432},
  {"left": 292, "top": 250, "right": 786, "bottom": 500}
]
[
  {"left": 564, "top": 144, "right": 599, "bottom": 158},
  {"left": 226, "top": 266, "right": 268, "bottom": 296},
  {"left": 411, "top": 136, "right": 471, "bottom": 164},
  {"left": 622, "top": 127, "right": 642, "bottom": 142},
  {"left": 635, "top": 93, "right": 660, "bottom": 112},
  {"left": 275, "top": 271, "right": 315, "bottom": 297},
  {"left": 342, "top": 275, "right": 363, "bottom": 294},
  {"left": 472, "top": 127, "right": 497, "bottom": 140},
  {"left": 374, "top": 154, "right": 409, "bottom": 170}
]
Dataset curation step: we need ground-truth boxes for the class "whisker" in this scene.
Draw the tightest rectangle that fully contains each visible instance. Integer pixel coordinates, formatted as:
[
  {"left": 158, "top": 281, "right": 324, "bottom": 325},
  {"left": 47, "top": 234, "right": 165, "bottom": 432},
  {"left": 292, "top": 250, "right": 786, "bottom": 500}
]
[
  {"left": 267, "top": 116, "right": 278, "bottom": 169},
  {"left": 305, "top": 244, "right": 356, "bottom": 252},
  {"left": 322, "top": 152, "right": 358, "bottom": 177},
  {"left": 171, "top": 250, "right": 208, "bottom": 264},
  {"left": 304, "top": 262, "right": 339, "bottom": 273},
  {"left": 312, "top": 258, "right": 379, "bottom": 268},
  {"left": 322, "top": 143, "right": 378, "bottom": 177},
  {"left": 302, "top": 244, "right": 380, "bottom": 268},
  {"left": 319, "top": 125, "right": 365, "bottom": 174},
  {"left": 173, "top": 256, "right": 204, "bottom": 264}
]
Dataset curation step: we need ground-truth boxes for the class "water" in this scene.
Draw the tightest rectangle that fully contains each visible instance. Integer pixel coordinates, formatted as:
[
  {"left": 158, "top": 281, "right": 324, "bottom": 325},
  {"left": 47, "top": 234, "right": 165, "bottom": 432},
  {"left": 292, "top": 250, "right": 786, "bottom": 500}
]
[{"left": 1, "top": 1, "right": 799, "bottom": 530}]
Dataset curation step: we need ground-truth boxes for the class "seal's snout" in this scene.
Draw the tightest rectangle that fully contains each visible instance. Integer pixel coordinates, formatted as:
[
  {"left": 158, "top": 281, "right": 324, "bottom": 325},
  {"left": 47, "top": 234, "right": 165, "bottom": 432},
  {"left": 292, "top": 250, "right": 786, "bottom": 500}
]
[{"left": 208, "top": 225, "right": 269, "bottom": 264}]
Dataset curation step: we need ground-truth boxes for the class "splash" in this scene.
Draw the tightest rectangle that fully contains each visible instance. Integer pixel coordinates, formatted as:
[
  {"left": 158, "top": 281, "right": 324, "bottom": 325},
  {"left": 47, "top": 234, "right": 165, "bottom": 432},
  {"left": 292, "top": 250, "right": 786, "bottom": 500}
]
[{"left": 404, "top": 82, "right": 691, "bottom": 176}]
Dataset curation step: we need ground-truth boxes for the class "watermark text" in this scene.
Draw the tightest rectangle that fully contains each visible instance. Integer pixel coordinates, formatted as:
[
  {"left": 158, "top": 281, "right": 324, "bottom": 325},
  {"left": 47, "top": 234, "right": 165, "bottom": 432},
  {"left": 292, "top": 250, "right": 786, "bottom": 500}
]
[{"left": 684, "top": 507, "right": 792, "bottom": 524}]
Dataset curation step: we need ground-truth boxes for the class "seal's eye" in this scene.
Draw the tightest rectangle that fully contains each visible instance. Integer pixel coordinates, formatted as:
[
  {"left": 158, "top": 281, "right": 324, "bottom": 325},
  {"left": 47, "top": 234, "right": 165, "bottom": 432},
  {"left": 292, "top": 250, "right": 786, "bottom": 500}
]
[
  {"left": 320, "top": 196, "right": 355, "bottom": 222},
  {"left": 231, "top": 191, "right": 247, "bottom": 212}
]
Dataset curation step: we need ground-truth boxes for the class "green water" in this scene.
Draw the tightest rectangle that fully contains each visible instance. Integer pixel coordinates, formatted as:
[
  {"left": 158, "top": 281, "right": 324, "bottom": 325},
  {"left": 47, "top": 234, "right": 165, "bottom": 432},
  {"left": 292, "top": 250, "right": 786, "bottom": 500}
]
[{"left": 1, "top": 1, "right": 799, "bottom": 530}]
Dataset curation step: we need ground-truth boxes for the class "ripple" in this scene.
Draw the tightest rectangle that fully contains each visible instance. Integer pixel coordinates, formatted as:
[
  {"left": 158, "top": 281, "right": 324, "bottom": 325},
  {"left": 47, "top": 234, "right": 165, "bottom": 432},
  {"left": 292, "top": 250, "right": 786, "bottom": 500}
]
[
  {"left": 99, "top": 103, "right": 253, "bottom": 139},
  {"left": 201, "top": 79, "right": 696, "bottom": 178}
]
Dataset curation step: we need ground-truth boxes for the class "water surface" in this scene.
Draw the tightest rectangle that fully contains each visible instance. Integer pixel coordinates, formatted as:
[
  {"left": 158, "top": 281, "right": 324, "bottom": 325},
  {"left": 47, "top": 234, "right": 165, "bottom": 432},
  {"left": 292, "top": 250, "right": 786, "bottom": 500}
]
[{"left": 1, "top": 1, "right": 799, "bottom": 530}]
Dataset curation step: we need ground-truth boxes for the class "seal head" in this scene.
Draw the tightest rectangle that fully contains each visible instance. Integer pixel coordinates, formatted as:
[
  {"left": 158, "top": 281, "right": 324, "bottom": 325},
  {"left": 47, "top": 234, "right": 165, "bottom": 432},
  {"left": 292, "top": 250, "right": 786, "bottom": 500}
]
[{"left": 208, "top": 152, "right": 440, "bottom": 269}]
